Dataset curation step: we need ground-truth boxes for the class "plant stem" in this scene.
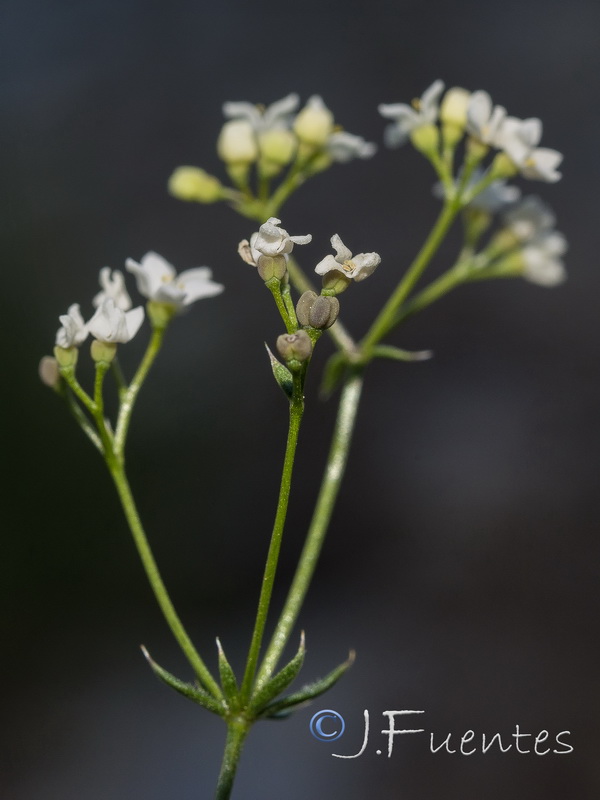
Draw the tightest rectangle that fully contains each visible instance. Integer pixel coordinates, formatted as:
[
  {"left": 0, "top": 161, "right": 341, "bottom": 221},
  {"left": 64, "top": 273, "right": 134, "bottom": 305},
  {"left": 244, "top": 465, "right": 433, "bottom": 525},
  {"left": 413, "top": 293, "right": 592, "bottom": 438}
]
[
  {"left": 114, "top": 326, "right": 166, "bottom": 460},
  {"left": 256, "top": 367, "right": 364, "bottom": 686},
  {"left": 240, "top": 384, "right": 305, "bottom": 702},
  {"left": 108, "top": 461, "right": 223, "bottom": 701},
  {"left": 361, "top": 198, "right": 462, "bottom": 353},
  {"left": 215, "top": 718, "right": 250, "bottom": 800}
]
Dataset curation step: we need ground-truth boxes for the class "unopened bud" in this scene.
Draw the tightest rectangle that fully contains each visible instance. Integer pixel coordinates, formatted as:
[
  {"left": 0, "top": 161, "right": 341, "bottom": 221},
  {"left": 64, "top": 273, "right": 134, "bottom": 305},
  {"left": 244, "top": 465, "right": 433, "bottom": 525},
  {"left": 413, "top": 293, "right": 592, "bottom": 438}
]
[
  {"left": 259, "top": 129, "right": 297, "bottom": 166},
  {"left": 168, "top": 166, "right": 224, "bottom": 203},
  {"left": 276, "top": 330, "right": 313, "bottom": 363},
  {"left": 257, "top": 254, "right": 287, "bottom": 281},
  {"left": 217, "top": 120, "right": 259, "bottom": 164},
  {"left": 90, "top": 340, "right": 118, "bottom": 363},
  {"left": 296, "top": 291, "right": 340, "bottom": 329},
  {"left": 440, "top": 87, "right": 470, "bottom": 146},
  {"left": 293, "top": 98, "right": 334, "bottom": 148},
  {"left": 39, "top": 356, "right": 61, "bottom": 389}
]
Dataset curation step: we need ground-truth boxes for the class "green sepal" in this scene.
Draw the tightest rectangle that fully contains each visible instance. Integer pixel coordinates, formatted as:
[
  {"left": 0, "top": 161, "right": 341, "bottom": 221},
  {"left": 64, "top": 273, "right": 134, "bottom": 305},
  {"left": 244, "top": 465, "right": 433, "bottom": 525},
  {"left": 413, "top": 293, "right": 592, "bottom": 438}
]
[
  {"left": 141, "top": 646, "right": 225, "bottom": 717},
  {"left": 216, "top": 638, "right": 240, "bottom": 706},
  {"left": 319, "top": 352, "right": 347, "bottom": 399},
  {"left": 258, "top": 649, "right": 355, "bottom": 719},
  {"left": 250, "top": 632, "right": 306, "bottom": 715},
  {"left": 265, "top": 343, "right": 294, "bottom": 399},
  {"left": 371, "top": 345, "right": 433, "bottom": 363}
]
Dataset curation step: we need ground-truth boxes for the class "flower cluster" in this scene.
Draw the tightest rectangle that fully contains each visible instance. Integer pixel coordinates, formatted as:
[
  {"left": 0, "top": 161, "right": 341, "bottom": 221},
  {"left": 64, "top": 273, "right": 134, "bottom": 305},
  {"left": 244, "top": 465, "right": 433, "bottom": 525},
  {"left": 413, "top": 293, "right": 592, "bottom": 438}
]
[
  {"left": 380, "top": 80, "right": 563, "bottom": 183},
  {"left": 51, "top": 254, "right": 223, "bottom": 367}
]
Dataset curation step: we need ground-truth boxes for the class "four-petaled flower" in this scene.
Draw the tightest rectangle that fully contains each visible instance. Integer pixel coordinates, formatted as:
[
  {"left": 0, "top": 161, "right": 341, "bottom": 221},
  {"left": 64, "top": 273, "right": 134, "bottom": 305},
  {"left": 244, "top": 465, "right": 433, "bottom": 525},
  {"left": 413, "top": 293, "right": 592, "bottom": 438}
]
[
  {"left": 252, "top": 217, "right": 312, "bottom": 258},
  {"left": 466, "top": 91, "right": 507, "bottom": 146},
  {"left": 522, "top": 231, "right": 567, "bottom": 287},
  {"left": 56, "top": 303, "right": 88, "bottom": 349},
  {"left": 315, "top": 234, "right": 381, "bottom": 282},
  {"left": 497, "top": 116, "right": 563, "bottom": 183},
  {"left": 126, "top": 252, "right": 224, "bottom": 309},
  {"left": 503, "top": 196, "right": 555, "bottom": 241},
  {"left": 88, "top": 298, "right": 145, "bottom": 343},
  {"left": 379, "top": 80, "right": 445, "bottom": 147},
  {"left": 93, "top": 268, "right": 132, "bottom": 311},
  {"left": 326, "top": 131, "right": 377, "bottom": 163},
  {"left": 223, "top": 94, "right": 300, "bottom": 133}
]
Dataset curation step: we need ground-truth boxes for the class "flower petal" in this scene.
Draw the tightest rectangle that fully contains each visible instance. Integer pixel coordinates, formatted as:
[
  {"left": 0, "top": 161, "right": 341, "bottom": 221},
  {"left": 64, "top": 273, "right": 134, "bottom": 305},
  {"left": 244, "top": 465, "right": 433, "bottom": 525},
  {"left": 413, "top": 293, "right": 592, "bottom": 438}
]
[{"left": 330, "top": 234, "right": 353, "bottom": 264}]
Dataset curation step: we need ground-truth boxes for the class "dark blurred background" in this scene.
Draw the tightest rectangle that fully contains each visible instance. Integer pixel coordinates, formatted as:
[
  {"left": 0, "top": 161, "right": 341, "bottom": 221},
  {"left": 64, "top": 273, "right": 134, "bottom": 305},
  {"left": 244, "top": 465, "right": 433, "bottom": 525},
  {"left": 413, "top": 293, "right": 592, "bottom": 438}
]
[{"left": 3, "top": 0, "right": 600, "bottom": 797}]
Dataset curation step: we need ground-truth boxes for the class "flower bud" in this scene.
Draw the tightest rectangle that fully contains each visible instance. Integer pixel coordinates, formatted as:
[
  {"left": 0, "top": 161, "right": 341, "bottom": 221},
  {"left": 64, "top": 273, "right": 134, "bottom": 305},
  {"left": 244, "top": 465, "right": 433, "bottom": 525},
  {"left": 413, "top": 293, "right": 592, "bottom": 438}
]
[
  {"left": 276, "top": 330, "right": 313, "bottom": 363},
  {"left": 39, "top": 356, "right": 61, "bottom": 389},
  {"left": 440, "top": 87, "right": 470, "bottom": 148},
  {"left": 217, "top": 120, "right": 258, "bottom": 164},
  {"left": 168, "top": 166, "right": 223, "bottom": 203},
  {"left": 90, "top": 340, "right": 117, "bottom": 363},
  {"left": 53, "top": 345, "right": 78, "bottom": 368},
  {"left": 293, "top": 97, "right": 334, "bottom": 148},
  {"left": 410, "top": 123, "right": 440, "bottom": 157},
  {"left": 259, "top": 128, "right": 297, "bottom": 166},
  {"left": 296, "top": 291, "right": 340, "bottom": 329},
  {"left": 257, "top": 254, "right": 287, "bottom": 282}
]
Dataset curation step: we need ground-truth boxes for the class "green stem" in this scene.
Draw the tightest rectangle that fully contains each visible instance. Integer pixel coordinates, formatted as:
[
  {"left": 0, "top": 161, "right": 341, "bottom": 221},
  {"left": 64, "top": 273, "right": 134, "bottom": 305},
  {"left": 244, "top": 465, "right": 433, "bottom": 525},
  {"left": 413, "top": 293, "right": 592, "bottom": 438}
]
[
  {"left": 267, "top": 280, "right": 295, "bottom": 333},
  {"left": 114, "top": 326, "right": 166, "bottom": 460},
  {"left": 108, "top": 462, "right": 223, "bottom": 701},
  {"left": 240, "top": 382, "right": 305, "bottom": 702},
  {"left": 361, "top": 198, "right": 462, "bottom": 353},
  {"left": 256, "top": 367, "right": 364, "bottom": 686},
  {"left": 215, "top": 718, "right": 250, "bottom": 800}
]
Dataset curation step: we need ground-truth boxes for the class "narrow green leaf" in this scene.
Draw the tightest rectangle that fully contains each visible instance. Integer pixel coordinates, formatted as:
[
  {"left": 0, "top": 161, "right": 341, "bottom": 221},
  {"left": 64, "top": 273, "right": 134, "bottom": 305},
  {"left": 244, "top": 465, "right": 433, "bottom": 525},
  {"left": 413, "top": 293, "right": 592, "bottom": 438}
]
[
  {"left": 141, "top": 646, "right": 225, "bottom": 717},
  {"left": 371, "top": 344, "right": 433, "bottom": 362},
  {"left": 250, "top": 632, "right": 306, "bottom": 714},
  {"left": 259, "top": 650, "right": 355, "bottom": 719},
  {"left": 265, "top": 343, "right": 294, "bottom": 399},
  {"left": 319, "top": 352, "right": 347, "bottom": 399},
  {"left": 216, "top": 638, "right": 240, "bottom": 705}
]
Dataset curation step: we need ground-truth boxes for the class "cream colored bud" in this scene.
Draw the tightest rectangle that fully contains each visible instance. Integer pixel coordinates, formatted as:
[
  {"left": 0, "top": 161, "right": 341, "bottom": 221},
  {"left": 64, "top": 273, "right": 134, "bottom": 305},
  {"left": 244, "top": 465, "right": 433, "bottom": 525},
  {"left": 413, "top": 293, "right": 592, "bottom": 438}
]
[
  {"left": 217, "top": 120, "right": 258, "bottom": 164},
  {"left": 39, "top": 356, "right": 61, "bottom": 389},
  {"left": 259, "top": 129, "right": 297, "bottom": 166},
  {"left": 293, "top": 99, "right": 334, "bottom": 148},
  {"left": 440, "top": 87, "right": 471, "bottom": 129},
  {"left": 410, "top": 123, "right": 440, "bottom": 156},
  {"left": 168, "top": 167, "right": 223, "bottom": 203}
]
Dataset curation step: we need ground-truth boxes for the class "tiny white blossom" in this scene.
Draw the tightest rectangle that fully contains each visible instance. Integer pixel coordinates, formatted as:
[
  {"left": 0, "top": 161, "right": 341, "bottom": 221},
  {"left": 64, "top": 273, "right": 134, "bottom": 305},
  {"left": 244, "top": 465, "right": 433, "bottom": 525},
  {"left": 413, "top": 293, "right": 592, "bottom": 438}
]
[
  {"left": 252, "top": 217, "right": 312, "bottom": 257},
  {"left": 502, "top": 196, "right": 555, "bottom": 241},
  {"left": 497, "top": 116, "right": 563, "bottom": 182},
  {"left": 315, "top": 234, "right": 381, "bottom": 282},
  {"left": 223, "top": 93, "right": 300, "bottom": 133},
  {"left": 56, "top": 303, "right": 88, "bottom": 349},
  {"left": 88, "top": 298, "right": 145, "bottom": 343},
  {"left": 379, "top": 80, "right": 445, "bottom": 147},
  {"left": 466, "top": 91, "right": 507, "bottom": 146},
  {"left": 93, "top": 268, "right": 132, "bottom": 311},
  {"left": 326, "top": 131, "right": 377, "bottom": 163},
  {"left": 522, "top": 232, "right": 567, "bottom": 286},
  {"left": 293, "top": 95, "right": 335, "bottom": 147},
  {"left": 126, "top": 252, "right": 224, "bottom": 309}
]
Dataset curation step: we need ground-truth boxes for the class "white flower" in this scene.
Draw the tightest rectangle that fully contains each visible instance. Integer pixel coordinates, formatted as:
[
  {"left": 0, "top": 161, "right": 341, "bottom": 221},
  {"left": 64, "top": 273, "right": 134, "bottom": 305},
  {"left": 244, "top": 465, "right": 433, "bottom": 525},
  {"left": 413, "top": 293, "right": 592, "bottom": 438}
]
[
  {"left": 379, "top": 80, "right": 445, "bottom": 147},
  {"left": 252, "top": 217, "right": 312, "bottom": 258},
  {"left": 88, "top": 298, "right": 145, "bottom": 343},
  {"left": 93, "top": 268, "right": 132, "bottom": 311},
  {"left": 326, "top": 131, "right": 377, "bottom": 163},
  {"left": 223, "top": 93, "right": 300, "bottom": 133},
  {"left": 497, "top": 116, "right": 563, "bottom": 182},
  {"left": 56, "top": 303, "right": 88, "bottom": 349},
  {"left": 315, "top": 234, "right": 381, "bottom": 282},
  {"left": 466, "top": 91, "right": 507, "bottom": 146},
  {"left": 522, "top": 232, "right": 567, "bottom": 286},
  {"left": 502, "top": 196, "right": 555, "bottom": 241},
  {"left": 126, "top": 252, "right": 224, "bottom": 309}
]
